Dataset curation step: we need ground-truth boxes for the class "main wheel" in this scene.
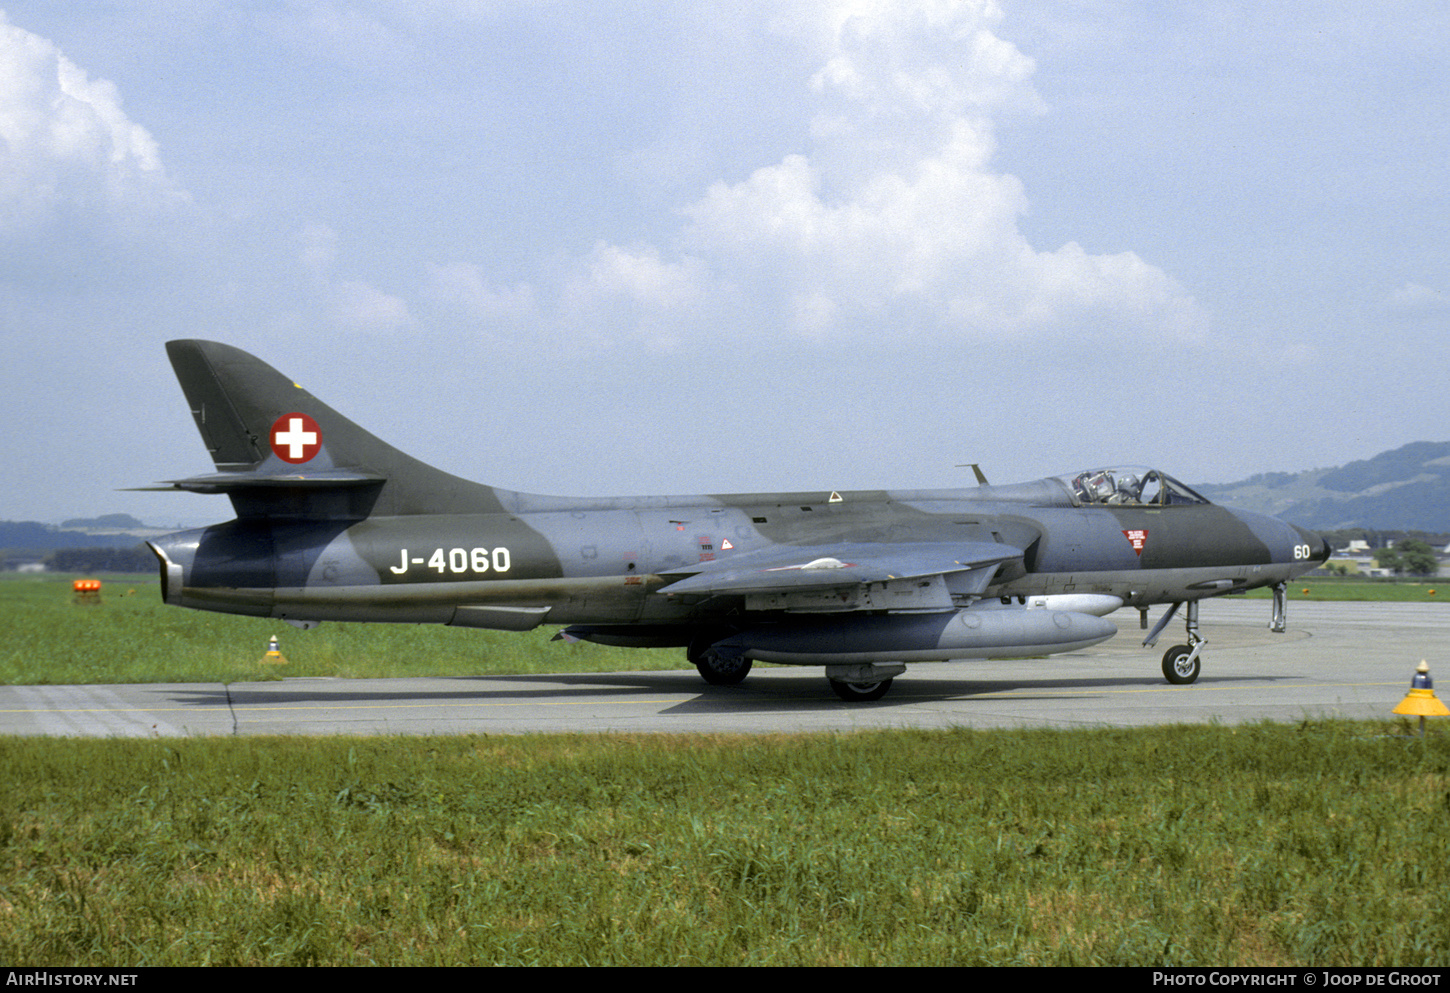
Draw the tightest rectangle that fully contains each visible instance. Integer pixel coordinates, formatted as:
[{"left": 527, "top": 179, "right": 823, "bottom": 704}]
[
  {"left": 694, "top": 648, "right": 753, "bottom": 686},
  {"left": 1161, "top": 645, "right": 1200, "bottom": 685},
  {"left": 830, "top": 677, "right": 893, "bottom": 702}
]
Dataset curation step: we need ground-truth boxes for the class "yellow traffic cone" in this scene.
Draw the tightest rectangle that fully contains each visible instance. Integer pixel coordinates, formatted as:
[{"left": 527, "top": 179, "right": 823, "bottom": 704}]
[
  {"left": 262, "top": 634, "right": 289, "bottom": 666},
  {"left": 1392, "top": 660, "right": 1448, "bottom": 737}
]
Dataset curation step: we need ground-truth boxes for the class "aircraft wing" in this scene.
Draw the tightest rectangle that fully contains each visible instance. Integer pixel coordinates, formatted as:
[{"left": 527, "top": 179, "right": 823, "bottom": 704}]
[{"left": 656, "top": 541, "right": 1022, "bottom": 603}]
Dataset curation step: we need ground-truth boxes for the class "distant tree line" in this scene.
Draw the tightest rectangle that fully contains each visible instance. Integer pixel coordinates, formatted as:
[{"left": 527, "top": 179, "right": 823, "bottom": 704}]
[
  {"left": 1320, "top": 528, "right": 1450, "bottom": 551},
  {"left": 47, "top": 546, "right": 155, "bottom": 574},
  {"left": 1373, "top": 539, "right": 1440, "bottom": 577},
  {"left": 0, "top": 521, "right": 146, "bottom": 550},
  {"left": 60, "top": 514, "right": 148, "bottom": 529}
]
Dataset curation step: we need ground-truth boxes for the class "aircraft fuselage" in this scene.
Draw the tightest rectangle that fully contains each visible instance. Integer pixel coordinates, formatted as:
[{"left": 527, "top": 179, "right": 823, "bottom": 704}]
[
  {"left": 152, "top": 484, "right": 1325, "bottom": 630},
  {"left": 143, "top": 340, "right": 1332, "bottom": 699}
]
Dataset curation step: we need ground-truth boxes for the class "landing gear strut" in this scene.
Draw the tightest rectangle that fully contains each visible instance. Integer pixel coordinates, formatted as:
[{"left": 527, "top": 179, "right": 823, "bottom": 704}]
[
  {"left": 1145, "top": 600, "right": 1204, "bottom": 685},
  {"left": 1270, "top": 581, "right": 1287, "bottom": 633}
]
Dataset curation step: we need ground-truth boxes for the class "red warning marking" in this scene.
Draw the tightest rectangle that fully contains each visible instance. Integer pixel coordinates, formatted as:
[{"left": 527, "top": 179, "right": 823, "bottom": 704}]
[
  {"left": 1122, "top": 529, "right": 1148, "bottom": 556},
  {"left": 270, "top": 413, "right": 322, "bottom": 463}
]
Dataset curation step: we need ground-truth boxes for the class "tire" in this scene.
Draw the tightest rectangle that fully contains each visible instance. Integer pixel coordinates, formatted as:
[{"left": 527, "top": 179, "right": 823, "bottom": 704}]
[
  {"left": 694, "top": 648, "right": 752, "bottom": 686},
  {"left": 1161, "top": 645, "right": 1200, "bottom": 685},
  {"left": 830, "top": 677, "right": 893, "bottom": 702}
]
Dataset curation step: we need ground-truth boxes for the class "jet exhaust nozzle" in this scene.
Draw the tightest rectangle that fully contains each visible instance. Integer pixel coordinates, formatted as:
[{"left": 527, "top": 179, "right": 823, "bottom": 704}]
[{"left": 146, "top": 540, "right": 188, "bottom": 606}]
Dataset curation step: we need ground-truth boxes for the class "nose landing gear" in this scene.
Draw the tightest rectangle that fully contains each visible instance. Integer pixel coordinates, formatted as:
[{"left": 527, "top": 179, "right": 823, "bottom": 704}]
[{"left": 1146, "top": 599, "right": 1204, "bottom": 685}]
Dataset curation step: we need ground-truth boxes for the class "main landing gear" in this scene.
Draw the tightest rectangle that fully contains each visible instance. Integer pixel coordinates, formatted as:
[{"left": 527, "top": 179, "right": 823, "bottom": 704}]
[
  {"left": 688, "top": 640, "right": 903, "bottom": 702},
  {"left": 825, "top": 663, "right": 905, "bottom": 702},
  {"left": 690, "top": 640, "right": 753, "bottom": 685},
  {"left": 829, "top": 678, "right": 893, "bottom": 702},
  {"left": 1145, "top": 600, "right": 1204, "bottom": 685}
]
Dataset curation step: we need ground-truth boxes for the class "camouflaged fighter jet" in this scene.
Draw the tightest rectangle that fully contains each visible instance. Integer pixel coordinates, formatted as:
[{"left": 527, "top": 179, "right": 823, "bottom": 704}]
[{"left": 140, "top": 340, "right": 1332, "bottom": 701}]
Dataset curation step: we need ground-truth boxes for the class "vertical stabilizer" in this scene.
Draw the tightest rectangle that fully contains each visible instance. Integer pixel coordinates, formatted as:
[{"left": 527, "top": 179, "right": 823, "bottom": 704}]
[{"left": 160, "top": 340, "right": 509, "bottom": 518}]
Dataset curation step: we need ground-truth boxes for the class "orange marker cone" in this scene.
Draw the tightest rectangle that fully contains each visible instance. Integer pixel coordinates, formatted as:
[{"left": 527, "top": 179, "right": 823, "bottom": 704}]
[
  {"left": 1392, "top": 660, "right": 1448, "bottom": 737},
  {"left": 262, "top": 634, "right": 289, "bottom": 666}
]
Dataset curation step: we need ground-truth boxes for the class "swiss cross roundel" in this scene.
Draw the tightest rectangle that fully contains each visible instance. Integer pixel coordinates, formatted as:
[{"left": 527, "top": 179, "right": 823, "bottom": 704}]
[{"left": 269, "top": 413, "right": 322, "bottom": 463}]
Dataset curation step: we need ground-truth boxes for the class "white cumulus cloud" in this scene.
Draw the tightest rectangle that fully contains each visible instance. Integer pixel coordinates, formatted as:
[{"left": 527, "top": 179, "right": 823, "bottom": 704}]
[
  {"left": 0, "top": 11, "right": 183, "bottom": 235},
  {"left": 326, "top": 279, "right": 415, "bottom": 333},
  {"left": 423, "top": 262, "right": 539, "bottom": 340},
  {"left": 572, "top": 0, "right": 1202, "bottom": 345},
  {"left": 295, "top": 222, "right": 414, "bottom": 333},
  {"left": 560, "top": 242, "right": 714, "bottom": 349},
  {"left": 1386, "top": 281, "right": 1450, "bottom": 316}
]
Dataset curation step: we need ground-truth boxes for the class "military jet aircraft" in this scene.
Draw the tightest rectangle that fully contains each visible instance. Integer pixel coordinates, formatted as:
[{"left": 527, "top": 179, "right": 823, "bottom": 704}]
[{"left": 140, "top": 340, "right": 1331, "bottom": 701}]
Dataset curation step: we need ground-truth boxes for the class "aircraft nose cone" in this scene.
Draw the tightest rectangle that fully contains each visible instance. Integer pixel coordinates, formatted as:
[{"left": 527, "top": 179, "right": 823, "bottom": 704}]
[{"left": 1290, "top": 524, "right": 1332, "bottom": 567}]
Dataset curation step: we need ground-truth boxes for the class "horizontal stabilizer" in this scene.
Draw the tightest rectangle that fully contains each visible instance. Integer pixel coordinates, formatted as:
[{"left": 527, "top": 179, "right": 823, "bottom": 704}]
[{"left": 127, "top": 468, "right": 387, "bottom": 494}]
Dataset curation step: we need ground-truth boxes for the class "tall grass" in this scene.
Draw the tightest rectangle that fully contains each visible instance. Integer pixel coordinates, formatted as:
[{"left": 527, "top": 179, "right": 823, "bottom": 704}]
[{"left": 2, "top": 721, "right": 1446, "bottom": 966}]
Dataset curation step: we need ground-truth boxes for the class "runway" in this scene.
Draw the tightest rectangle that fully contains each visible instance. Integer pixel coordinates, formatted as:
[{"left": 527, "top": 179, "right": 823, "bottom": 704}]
[{"left": 1, "top": 600, "right": 1444, "bottom": 738}]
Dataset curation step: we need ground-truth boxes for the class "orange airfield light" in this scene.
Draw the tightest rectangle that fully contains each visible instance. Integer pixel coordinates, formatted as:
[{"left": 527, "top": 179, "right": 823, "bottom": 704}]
[{"left": 72, "top": 578, "right": 102, "bottom": 606}]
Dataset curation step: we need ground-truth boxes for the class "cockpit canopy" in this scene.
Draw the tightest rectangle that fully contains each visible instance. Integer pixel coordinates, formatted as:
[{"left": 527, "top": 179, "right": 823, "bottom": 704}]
[{"left": 1056, "top": 467, "right": 1210, "bottom": 508}]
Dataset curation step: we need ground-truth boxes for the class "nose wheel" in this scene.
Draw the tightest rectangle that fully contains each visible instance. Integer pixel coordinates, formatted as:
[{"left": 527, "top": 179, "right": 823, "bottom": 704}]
[{"left": 1161, "top": 643, "right": 1202, "bottom": 684}]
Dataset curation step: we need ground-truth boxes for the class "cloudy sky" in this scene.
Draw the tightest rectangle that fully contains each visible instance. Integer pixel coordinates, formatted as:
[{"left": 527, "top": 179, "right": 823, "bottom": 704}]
[{"left": 3, "top": 1, "right": 1447, "bottom": 525}]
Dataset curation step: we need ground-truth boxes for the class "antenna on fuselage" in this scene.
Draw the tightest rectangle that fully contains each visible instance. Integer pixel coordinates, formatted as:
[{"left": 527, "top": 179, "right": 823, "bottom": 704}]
[{"left": 956, "top": 464, "right": 989, "bottom": 486}]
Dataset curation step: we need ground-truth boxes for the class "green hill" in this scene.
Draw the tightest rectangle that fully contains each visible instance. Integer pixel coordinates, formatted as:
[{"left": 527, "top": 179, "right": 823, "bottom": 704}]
[{"left": 1196, "top": 441, "right": 1450, "bottom": 530}]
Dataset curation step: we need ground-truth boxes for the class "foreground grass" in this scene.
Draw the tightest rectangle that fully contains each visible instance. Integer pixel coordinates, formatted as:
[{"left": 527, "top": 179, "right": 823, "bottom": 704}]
[{"left": 1, "top": 721, "right": 1447, "bottom": 966}]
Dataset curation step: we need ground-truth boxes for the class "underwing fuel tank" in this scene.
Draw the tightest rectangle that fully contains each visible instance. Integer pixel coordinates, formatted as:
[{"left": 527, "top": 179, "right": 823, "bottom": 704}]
[{"left": 714, "top": 606, "right": 1118, "bottom": 666}]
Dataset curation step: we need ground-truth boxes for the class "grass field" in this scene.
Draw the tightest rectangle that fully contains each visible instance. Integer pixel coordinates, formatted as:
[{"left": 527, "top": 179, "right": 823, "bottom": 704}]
[
  {"left": 1243, "top": 578, "right": 1443, "bottom": 602},
  {"left": 2, "top": 722, "right": 1447, "bottom": 966},
  {"left": 0, "top": 574, "right": 682, "bottom": 686}
]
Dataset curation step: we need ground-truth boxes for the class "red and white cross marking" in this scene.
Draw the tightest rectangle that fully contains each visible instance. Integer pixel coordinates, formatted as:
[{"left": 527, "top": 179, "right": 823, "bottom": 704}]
[
  {"left": 1122, "top": 529, "right": 1149, "bottom": 556},
  {"left": 270, "top": 413, "right": 322, "bottom": 463}
]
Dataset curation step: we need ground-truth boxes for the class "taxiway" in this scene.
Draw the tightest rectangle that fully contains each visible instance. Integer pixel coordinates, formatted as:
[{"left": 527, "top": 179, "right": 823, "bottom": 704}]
[{"left": 1, "top": 600, "right": 1443, "bottom": 737}]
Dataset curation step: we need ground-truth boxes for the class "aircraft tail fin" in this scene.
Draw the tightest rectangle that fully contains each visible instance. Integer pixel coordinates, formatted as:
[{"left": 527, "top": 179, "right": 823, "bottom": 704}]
[{"left": 148, "top": 340, "right": 508, "bottom": 519}]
